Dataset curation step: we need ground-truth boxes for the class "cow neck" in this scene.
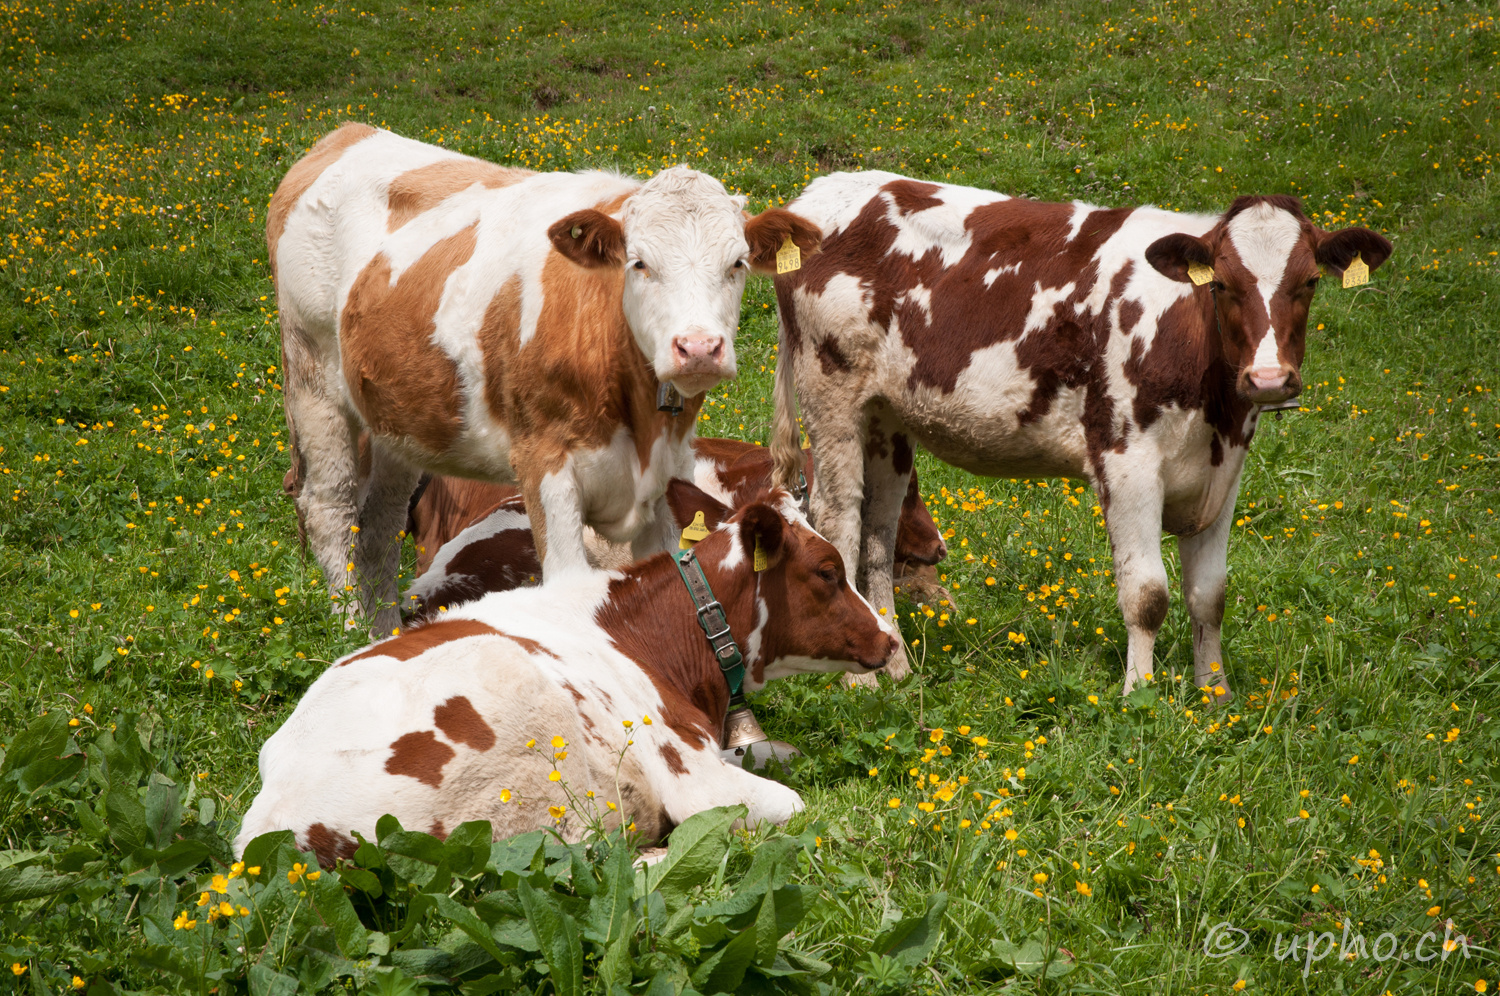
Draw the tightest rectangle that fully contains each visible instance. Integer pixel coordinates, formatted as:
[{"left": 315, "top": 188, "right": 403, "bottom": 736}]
[
  {"left": 595, "top": 534, "right": 756, "bottom": 748},
  {"left": 608, "top": 316, "right": 705, "bottom": 465}
]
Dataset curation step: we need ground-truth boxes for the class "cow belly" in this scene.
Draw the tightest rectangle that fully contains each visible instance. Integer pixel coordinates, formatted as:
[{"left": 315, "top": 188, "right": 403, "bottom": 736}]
[{"left": 895, "top": 376, "right": 1091, "bottom": 480}]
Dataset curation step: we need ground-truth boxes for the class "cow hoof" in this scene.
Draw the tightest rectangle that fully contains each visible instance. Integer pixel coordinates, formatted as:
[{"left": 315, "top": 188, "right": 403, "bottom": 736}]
[{"left": 721, "top": 740, "right": 801, "bottom": 771}]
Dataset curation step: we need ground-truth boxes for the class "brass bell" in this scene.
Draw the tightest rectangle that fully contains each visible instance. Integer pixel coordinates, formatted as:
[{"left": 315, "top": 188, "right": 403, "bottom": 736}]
[
  {"left": 657, "top": 382, "right": 684, "bottom": 416},
  {"left": 721, "top": 704, "right": 768, "bottom": 750},
  {"left": 1260, "top": 397, "right": 1302, "bottom": 420}
]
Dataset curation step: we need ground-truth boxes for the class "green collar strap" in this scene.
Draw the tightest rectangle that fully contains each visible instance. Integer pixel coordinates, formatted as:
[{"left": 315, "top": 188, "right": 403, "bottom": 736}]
[{"left": 672, "top": 547, "right": 746, "bottom": 700}]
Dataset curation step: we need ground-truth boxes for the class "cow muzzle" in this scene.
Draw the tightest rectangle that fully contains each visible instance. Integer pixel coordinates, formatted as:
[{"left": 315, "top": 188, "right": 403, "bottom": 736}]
[
  {"left": 1242, "top": 366, "right": 1302, "bottom": 406},
  {"left": 669, "top": 332, "right": 731, "bottom": 396},
  {"left": 858, "top": 632, "right": 901, "bottom": 670}
]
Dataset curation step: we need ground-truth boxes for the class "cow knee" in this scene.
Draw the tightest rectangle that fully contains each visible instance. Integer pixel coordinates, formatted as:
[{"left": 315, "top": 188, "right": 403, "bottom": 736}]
[
  {"left": 1123, "top": 583, "right": 1170, "bottom": 633},
  {"left": 1186, "top": 579, "right": 1226, "bottom": 628}
]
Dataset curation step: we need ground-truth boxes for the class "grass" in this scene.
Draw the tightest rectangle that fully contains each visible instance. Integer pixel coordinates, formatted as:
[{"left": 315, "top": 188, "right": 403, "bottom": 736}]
[{"left": 1, "top": 0, "right": 1497, "bottom": 991}]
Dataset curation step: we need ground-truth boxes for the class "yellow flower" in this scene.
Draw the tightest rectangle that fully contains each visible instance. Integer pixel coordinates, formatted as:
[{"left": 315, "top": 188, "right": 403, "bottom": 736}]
[
  {"left": 958, "top": 725, "right": 970, "bottom": 735},
  {"left": 1475, "top": 981, "right": 1488, "bottom": 994},
  {"left": 1428, "top": 906, "right": 1442, "bottom": 917},
  {"left": 622, "top": 719, "right": 633, "bottom": 728},
  {"left": 642, "top": 714, "right": 653, "bottom": 725},
  {"left": 1033, "top": 872, "right": 1048, "bottom": 885},
  {"left": 218, "top": 901, "right": 235, "bottom": 917},
  {"left": 549, "top": 805, "right": 567, "bottom": 820},
  {"left": 9, "top": 964, "right": 24, "bottom": 976},
  {"left": 246, "top": 866, "right": 261, "bottom": 876},
  {"left": 1311, "top": 884, "right": 1321, "bottom": 894},
  {"left": 972, "top": 736, "right": 989, "bottom": 747},
  {"left": 1348, "top": 755, "right": 1359, "bottom": 764},
  {"left": 551, "top": 736, "right": 567, "bottom": 749},
  {"left": 868, "top": 767, "right": 879, "bottom": 777},
  {"left": 548, "top": 770, "right": 562, "bottom": 782},
  {"left": 888, "top": 798, "right": 902, "bottom": 808},
  {"left": 1005, "top": 829, "right": 1019, "bottom": 841},
  {"left": 172, "top": 911, "right": 195, "bottom": 930},
  {"left": 1076, "top": 881, "right": 1092, "bottom": 897},
  {"left": 287, "top": 862, "right": 306, "bottom": 884},
  {"left": 500, "top": 789, "right": 512, "bottom": 803},
  {"left": 1233, "top": 981, "right": 1247, "bottom": 992},
  {"left": 525, "top": 738, "right": 536, "bottom": 748},
  {"left": 211, "top": 873, "right": 229, "bottom": 893},
  {"left": 196, "top": 891, "right": 210, "bottom": 906},
  {"left": 929, "top": 728, "right": 945, "bottom": 743},
  {"left": 306, "top": 870, "right": 320, "bottom": 882},
  {"left": 72, "top": 977, "right": 86, "bottom": 989}
]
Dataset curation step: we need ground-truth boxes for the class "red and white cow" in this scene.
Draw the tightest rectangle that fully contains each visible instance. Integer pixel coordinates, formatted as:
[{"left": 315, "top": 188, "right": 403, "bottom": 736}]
[
  {"left": 234, "top": 482, "right": 899, "bottom": 864},
  {"left": 769, "top": 173, "right": 1391, "bottom": 698},
  {"left": 271, "top": 124, "right": 820, "bottom": 633},
  {"left": 403, "top": 436, "right": 949, "bottom": 620}
]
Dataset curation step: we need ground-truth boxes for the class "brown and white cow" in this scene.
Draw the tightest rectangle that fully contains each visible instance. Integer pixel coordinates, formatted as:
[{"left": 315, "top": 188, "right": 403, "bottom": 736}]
[
  {"left": 271, "top": 124, "right": 820, "bottom": 633},
  {"left": 769, "top": 173, "right": 1391, "bottom": 698},
  {"left": 403, "top": 436, "right": 949, "bottom": 620},
  {"left": 234, "top": 481, "right": 899, "bottom": 864}
]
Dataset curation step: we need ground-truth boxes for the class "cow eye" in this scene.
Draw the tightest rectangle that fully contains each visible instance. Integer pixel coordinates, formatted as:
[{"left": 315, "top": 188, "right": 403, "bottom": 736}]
[
  {"left": 632, "top": 260, "right": 646, "bottom": 271},
  {"left": 1306, "top": 276, "right": 1321, "bottom": 288},
  {"left": 1211, "top": 280, "right": 1226, "bottom": 292},
  {"left": 732, "top": 259, "right": 746, "bottom": 270},
  {"left": 818, "top": 565, "right": 839, "bottom": 585}
]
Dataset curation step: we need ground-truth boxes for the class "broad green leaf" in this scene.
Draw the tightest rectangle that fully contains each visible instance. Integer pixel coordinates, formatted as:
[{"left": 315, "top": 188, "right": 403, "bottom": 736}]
[
  {"left": 126, "top": 839, "right": 209, "bottom": 878},
  {"left": 248, "top": 963, "right": 299, "bottom": 996},
  {"left": 588, "top": 836, "right": 636, "bottom": 946},
  {"left": 16, "top": 750, "right": 85, "bottom": 798},
  {"left": 434, "top": 893, "right": 508, "bottom": 964},
  {"left": 339, "top": 864, "right": 383, "bottom": 897},
  {"left": 644, "top": 805, "right": 744, "bottom": 911},
  {"left": 360, "top": 966, "right": 429, "bottom": 996},
  {"left": 691, "top": 920, "right": 759, "bottom": 994},
  {"left": 104, "top": 781, "right": 146, "bottom": 853},
  {"left": 142, "top": 772, "right": 181, "bottom": 849},
  {"left": 239, "top": 830, "right": 296, "bottom": 879},
  {"left": 873, "top": 890, "right": 948, "bottom": 969},
  {"left": 598, "top": 922, "right": 634, "bottom": 991},
  {"left": 444, "top": 819, "right": 493, "bottom": 875},
  {"left": 0, "top": 711, "right": 68, "bottom": 778},
  {"left": 0, "top": 864, "right": 84, "bottom": 904},
  {"left": 753, "top": 885, "right": 779, "bottom": 966},
  {"left": 315, "top": 872, "right": 370, "bottom": 958},
  {"left": 518, "top": 877, "right": 583, "bottom": 996},
  {"left": 487, "top": 831, "right": 547, "bottom": 880}
]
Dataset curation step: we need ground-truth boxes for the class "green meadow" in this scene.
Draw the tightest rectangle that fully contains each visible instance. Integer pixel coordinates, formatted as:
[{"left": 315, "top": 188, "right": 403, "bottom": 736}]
[{"left": 1, "top": 0, "right": 1496, "bottom": 991}]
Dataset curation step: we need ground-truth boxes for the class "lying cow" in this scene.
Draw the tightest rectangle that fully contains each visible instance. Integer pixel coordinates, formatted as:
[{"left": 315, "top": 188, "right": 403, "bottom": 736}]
[
  {"left": 770, "top": 175, "right": 1391, "bottom": 697},
  {"left": 404, "top": 436, "right": 949, "bottom": 620},
  {"left": 235, "top": 481, "right": 898, "bottom": 864},
  {"left": 271, "top": 123, "right": 820, "bottom": 633}
]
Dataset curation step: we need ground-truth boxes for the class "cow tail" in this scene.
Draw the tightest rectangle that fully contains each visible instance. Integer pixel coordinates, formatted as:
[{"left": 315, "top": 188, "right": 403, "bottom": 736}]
[{"left": 769, "top": 313, "right": 804, "bottom": 497}]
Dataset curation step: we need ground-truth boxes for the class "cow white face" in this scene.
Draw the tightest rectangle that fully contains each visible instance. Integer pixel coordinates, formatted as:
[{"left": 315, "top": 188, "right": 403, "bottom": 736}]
[
  {"left": 549, "top": 168, "right": 821, "bottom": 398},
  {"left": 1145, "top": 196, "right": 1392, "bottom": 405}
]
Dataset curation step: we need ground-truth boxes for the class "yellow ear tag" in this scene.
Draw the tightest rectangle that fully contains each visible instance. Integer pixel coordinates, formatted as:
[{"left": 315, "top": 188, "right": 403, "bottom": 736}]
[
  {"left": 753, "top": 536, "right": 768, "bottom": 572},
  {"left": 1187, "top": 261, "right": 1216, "bottom": 286},
  {"left": 775, "top": 235, "right": 802, "bottom": 275},
  {"left": 679, "top": 511, "right": 710, "bottom": 549},
  {"left": 1342, "top": 253, "right": 1369, "bottom": 289}
]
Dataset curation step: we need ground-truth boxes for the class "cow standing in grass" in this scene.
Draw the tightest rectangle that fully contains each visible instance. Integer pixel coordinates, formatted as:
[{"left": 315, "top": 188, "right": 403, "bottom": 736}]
[
  {"left": 770, "top": 173, "right": 1391, "bottom": 698},
  {"left": 269, "top": 124, "right": 819, "bottom": 633}
]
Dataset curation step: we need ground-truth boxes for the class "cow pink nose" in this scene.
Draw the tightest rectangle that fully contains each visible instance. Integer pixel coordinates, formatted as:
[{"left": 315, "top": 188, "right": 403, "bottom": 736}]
[
  {"left": 672, "top": 333, "right": 725, "bottom": 370},
  {"left": 1249, "top": 367, "right": 1289, "bottom": 391}
]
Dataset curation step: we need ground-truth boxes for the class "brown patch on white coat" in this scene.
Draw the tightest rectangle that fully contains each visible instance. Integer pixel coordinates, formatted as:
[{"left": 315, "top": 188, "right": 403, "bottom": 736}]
[
  {"left": 269, "top": 124, "right": 819, "bottom": 636},
  {"left": 768, "top": 173, "right": 1391, "bottom": 700},
  {"left": 234, "top": 481, "right": 896, "bottom": 866}
]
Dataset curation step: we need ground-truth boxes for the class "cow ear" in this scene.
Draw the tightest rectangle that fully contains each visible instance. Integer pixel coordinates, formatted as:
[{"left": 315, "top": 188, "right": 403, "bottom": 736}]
[
  {"left": 744, "top": 208, "right": 822, "bottom": 274},
  {"left": 665, "top": 478, "right": 732, "bottom": 533},
  {"left": 735, "top": 503, "right": 786, "bottom": 569},
  {"left": 548, "top": 209, "right": 626, "bottom": 268},
  {"left": 1315, "top": 227, "right": 1393, "bottom": 274},
  {"left": 1145, "top": 232, "right": 1215, "bottom": 283}
]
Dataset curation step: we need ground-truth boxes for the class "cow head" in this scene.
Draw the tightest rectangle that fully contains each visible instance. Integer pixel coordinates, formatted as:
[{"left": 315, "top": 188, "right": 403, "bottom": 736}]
[
  {"left": 666, "top": 480, "right": 899, "bottom": 689},
  {"left": 1145, "top": 195, "right": 1392, "bottom": 406},
  {"left": 548, "top": 167, "right": 820, "bottom": 398}
]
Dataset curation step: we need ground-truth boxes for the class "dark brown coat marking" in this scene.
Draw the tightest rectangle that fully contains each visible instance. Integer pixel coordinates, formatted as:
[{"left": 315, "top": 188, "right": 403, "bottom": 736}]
[
  {"left": 433, "top": 695, "right": 496, "bottom": 752},
  {"left": 342, "top": 618, "right": 501, "bottom": 665},
  {"left": 659, "top": 742, "right": 689, "bottom": 775},
  {"left": 303, "top": 822, "right": 359, "bottom": 866},
  {"left": 385, "top": 730, "right": 455, "bottom": 787}
]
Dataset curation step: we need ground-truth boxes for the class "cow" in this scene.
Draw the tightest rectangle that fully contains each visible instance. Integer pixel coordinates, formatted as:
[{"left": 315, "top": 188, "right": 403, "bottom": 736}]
[
  {"left": 403, "top": 436, "right": 949, "bottom": 620},
  {"left": 270, "top": 123, "right": 821, "bottom": 634},
  {"left": 768, "top": 173, "right": 1391, "bottom": 699},
  {"left": 234, "top": 481, "right": 900, "bottom": 865}
]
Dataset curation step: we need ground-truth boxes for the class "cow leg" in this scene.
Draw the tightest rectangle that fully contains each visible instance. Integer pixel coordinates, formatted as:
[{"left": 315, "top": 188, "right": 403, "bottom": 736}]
[
  {"left": 631, "top": 493, "right": 679, "bottom": 562},
  {"left": 1178, "top": 490, "right": 1237, "bottom": 705},
  {"left": 855, "top": 412, "right": 913, "bottom": 684},
  {"left": 355, "top": 441, "right": 421, "bottom": 637},
  {"left": 517, "top": 453, "right": 591, "bottom": 577},
  {"left": 804, "top": 413, "right": 889, "bottom": 686},
  {"left": 282, "top": 346, "right": 362, "bottom": 624},
  {"left": 1103, "top": 476, "right": 1170, "bottom": 694}
]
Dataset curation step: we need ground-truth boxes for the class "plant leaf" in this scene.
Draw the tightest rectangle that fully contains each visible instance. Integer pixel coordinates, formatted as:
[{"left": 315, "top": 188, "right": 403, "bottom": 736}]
[
  {"left": 644, "top": 805, "right": 744, "bottom": 911},
  {"left": 517, "top": 877, "right": 583, "bottom": 996},
  {"left": 691, "top": 919, "right": 759, "bottom": 994},
  {"left": 873, "top": 890, "right": 948, "bottom": 968},
  {"left": 315, "top": 871, "right": 370, "bottom": 958}
]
